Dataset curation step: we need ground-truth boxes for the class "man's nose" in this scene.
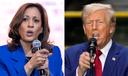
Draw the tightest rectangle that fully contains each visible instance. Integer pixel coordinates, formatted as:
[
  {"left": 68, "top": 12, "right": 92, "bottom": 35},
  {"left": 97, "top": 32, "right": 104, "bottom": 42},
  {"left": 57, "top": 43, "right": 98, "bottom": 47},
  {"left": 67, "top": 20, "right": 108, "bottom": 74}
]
[{"left": 92, "top": 21, "right": 97, "bottom": 30}]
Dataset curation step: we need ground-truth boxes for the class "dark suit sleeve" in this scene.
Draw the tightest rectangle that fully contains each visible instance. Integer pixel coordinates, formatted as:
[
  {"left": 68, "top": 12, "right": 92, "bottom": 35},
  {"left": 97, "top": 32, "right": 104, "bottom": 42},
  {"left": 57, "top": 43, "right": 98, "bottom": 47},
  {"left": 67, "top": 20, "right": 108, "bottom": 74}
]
[
  {"left": 125, "top": 68, "right": 128, "bottom": 76},
  {"left": 65, "top": 49, "right": 76, "bottom": 76},
  {"left": 65, "top": 43, "right": 88, "bottom": 76}
]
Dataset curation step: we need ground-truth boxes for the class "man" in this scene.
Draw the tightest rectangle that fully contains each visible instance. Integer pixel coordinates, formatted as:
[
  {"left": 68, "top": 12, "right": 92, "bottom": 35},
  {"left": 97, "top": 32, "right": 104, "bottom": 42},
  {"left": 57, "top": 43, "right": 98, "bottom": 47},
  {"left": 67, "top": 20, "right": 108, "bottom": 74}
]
[{"left": 65, "top": 3, "right": 128, "bottom": 76}]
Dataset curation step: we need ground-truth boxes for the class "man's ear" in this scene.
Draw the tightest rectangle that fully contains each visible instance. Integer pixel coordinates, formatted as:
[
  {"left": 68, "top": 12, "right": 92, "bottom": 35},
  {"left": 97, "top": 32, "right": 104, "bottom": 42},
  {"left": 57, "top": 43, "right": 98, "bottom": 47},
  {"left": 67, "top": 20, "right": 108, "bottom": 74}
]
[
  {"left": 110, "top": 27, "right": 113, "bottom": 33},
  {"left": 110, "top": 22, "right": 115, "bottom": 34},
  {"left": 83, "top": 24, "right": 86, "bottom": 34}
]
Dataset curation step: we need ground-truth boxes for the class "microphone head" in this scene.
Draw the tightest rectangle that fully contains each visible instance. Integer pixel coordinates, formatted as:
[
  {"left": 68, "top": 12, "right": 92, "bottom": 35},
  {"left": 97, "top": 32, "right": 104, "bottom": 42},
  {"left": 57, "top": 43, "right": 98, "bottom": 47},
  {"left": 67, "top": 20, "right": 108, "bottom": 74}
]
[
  {"left": 88, "top": 37, "right": 97, "bottom": 56},
  {"left": 32, "top": 39, "right": 41, "bottom": 49},
  {"left": 32, "top": 39, "right": 41, "bottom": 48},
  {"left": 89, "top": 38, "right": 97, "bottom": 47}
]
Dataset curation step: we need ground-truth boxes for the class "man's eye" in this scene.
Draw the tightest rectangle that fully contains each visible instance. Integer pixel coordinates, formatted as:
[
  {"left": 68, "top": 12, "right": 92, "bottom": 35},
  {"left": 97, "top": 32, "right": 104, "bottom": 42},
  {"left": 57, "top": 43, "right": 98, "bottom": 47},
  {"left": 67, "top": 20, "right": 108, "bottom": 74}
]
[
  {"left": 86, "top": 21, "right": 92, "bottom": 25},
  {"left": 98, "top": 21, "right": 103, "bottom": 23}
]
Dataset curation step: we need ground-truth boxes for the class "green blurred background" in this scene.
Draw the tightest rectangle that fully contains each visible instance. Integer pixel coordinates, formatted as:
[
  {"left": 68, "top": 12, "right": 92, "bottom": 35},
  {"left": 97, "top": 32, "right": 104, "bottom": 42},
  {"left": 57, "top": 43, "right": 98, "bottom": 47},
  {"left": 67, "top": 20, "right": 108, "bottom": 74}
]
[{"left": 65, "top": 0, "right": 128, "bottom": 48}]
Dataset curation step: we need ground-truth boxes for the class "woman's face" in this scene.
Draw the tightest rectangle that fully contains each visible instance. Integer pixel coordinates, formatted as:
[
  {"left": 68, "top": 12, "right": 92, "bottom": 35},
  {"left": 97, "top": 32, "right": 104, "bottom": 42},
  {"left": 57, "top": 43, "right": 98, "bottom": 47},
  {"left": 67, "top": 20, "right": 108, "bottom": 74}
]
[{"left": 19, "top": 7, "right": 42, "bottom": 42}]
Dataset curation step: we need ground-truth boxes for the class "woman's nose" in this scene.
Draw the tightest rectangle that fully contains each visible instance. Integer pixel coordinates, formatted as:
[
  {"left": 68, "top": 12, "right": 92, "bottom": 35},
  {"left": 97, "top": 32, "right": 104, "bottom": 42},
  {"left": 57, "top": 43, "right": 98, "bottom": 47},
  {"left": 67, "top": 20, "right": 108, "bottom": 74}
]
[{"left": 28, "top": 20, "right": 34, "bottom": 28}]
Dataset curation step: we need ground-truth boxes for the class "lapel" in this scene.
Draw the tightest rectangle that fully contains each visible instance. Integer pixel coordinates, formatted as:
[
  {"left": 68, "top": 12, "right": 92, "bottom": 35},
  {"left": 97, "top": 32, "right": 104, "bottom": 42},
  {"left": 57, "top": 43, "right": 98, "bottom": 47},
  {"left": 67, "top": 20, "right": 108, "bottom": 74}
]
[
  {"left": 103, "top": 42, "right": 120, "bottom": 76},
  {"left": 10, "top": 45, "right": 26, "bottom": 74}
]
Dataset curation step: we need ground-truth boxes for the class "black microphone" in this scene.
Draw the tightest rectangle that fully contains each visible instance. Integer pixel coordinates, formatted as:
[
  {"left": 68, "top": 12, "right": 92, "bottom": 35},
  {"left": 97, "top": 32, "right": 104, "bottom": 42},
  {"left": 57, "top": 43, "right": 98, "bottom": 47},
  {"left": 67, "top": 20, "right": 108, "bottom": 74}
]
[
  {"left": 88, "top": 37, "right": 97, "bottom": 59},
  {"left": 32, "top": 39, "right": 47, "bottom": 76},
  {"left": 88, "top": 37, "right": 97, "bottom": 76}
]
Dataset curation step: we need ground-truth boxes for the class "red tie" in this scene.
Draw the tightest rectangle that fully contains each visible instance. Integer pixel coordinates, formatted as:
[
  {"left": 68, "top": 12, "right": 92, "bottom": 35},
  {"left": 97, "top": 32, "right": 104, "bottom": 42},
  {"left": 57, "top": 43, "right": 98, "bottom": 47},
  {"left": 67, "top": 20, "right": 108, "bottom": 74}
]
[{"left": 94, "top": 49, "right": 102, "bottom": 76}]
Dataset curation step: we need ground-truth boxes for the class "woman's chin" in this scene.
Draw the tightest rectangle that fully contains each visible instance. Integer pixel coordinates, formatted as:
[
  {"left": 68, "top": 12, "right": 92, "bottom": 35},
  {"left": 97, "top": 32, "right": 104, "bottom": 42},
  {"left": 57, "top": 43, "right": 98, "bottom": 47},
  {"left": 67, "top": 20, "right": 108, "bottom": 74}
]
[{"left": 23, "top": 37, "right": 36, "bottom": 42}]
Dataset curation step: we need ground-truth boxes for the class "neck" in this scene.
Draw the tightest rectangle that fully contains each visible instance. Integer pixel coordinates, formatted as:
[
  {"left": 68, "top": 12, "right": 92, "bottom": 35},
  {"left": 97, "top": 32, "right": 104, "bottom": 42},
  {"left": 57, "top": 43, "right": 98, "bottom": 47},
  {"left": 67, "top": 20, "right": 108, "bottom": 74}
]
[
  {"left": 20, "top": 40, "right": 32, "bottom": 56},
  {"left": 98, "top": 38, "right": 111, "bottom": 49}
]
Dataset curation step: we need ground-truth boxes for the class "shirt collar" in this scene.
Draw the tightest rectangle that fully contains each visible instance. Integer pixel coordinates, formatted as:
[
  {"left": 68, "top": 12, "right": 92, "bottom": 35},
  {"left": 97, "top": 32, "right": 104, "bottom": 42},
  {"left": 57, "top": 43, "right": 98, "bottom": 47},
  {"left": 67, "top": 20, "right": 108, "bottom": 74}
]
[{"left": 100, "top": 39, "right": 112, "bottom": 57}]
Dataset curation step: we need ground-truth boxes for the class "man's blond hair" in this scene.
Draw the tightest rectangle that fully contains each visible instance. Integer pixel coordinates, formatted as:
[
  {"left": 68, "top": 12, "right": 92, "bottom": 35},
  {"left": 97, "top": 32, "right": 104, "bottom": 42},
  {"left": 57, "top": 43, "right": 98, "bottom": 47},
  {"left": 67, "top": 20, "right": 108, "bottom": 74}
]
[{"left": 82, "top": 3, "right": 116, "bottom": 24}]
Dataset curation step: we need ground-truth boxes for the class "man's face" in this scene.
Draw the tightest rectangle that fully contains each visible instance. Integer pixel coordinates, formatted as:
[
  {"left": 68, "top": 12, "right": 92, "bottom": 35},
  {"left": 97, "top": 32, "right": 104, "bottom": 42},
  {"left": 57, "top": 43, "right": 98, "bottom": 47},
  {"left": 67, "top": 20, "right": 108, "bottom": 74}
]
[{"left": 83, "top": 10, "right": 115, "bottom": 49}]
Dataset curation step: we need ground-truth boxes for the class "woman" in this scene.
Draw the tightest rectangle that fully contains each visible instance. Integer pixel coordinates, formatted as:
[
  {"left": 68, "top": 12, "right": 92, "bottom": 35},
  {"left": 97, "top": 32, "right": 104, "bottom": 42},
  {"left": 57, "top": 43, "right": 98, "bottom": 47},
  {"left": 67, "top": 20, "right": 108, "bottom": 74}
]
[{"left": 0, "top": 3, "right": 63, "bottom": 76}]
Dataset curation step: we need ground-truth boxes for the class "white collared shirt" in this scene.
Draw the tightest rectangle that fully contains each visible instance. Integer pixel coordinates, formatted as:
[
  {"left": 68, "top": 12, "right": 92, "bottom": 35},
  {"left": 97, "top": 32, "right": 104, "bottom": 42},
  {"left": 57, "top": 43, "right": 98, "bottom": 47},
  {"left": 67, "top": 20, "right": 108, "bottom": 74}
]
[
  {"left": 100, "top": 39, "right": 112, "bottom": 70},
  {"left": 76, "top": 39, "right": 112, "bottom": 75}
]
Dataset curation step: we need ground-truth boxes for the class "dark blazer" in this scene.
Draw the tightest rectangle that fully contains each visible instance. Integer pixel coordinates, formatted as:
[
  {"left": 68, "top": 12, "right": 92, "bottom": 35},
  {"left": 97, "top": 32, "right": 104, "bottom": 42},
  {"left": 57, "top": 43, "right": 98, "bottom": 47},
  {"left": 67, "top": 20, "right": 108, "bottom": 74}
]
[
  {"left": 0, "top": 45, "right": 63, "bottom": 76},
  {"left": 65, "top": 41, "right": 128, "bottom": 76}
]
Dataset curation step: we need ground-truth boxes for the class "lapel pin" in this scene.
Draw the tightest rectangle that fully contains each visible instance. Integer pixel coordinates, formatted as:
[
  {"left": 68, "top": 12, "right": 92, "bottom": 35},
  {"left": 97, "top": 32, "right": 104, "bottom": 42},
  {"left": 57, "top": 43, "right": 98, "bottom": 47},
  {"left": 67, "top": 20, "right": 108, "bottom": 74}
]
[{"left": 112, "top": 57, "right": 116, "bottom": 61}]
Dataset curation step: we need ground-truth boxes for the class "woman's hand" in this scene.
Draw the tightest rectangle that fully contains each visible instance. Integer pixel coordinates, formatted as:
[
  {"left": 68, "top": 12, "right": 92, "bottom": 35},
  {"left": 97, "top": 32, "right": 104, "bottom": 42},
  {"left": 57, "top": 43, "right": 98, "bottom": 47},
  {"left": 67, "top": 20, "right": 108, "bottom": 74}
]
[{"left": 24, "top": 48, "right": 50, "bottom": 76}]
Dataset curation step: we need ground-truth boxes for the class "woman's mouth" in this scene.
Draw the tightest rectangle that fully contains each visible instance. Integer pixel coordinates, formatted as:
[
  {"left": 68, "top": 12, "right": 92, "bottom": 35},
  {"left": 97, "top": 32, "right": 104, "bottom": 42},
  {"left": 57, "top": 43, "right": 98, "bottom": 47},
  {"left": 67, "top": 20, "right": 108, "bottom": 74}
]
[{"left": 26, "top": 30, "right": 34, "bottom": 37}]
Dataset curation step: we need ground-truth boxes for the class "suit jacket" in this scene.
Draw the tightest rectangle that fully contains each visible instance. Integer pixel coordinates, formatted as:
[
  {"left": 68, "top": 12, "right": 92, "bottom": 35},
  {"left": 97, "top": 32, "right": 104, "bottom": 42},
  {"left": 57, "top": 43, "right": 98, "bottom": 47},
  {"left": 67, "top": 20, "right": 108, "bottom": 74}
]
[
  {"left": 0, "top": 44, "right": 63, "bottom": 76},
  {"left": 65, "top": 41, "right": 128, "bottom": 76}
]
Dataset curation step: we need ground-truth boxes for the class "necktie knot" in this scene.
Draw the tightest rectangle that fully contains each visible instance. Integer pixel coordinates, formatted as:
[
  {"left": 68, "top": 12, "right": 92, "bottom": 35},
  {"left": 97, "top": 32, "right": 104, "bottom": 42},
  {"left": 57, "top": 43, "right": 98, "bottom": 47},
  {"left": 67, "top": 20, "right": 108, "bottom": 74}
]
[{"left": 96, "top": 49, "right": 102, "bottom": 57}]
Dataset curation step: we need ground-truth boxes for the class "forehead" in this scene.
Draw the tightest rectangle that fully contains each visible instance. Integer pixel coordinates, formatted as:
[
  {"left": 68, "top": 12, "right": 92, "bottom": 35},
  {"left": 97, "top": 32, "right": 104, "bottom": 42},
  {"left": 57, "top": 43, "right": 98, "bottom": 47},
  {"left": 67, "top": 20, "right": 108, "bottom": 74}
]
[
  {"left": 86, "top": 10, "right": 107, "bottom": 20},
  {"left": 24, "top": 7, "right": 41, "bottom": 17}
]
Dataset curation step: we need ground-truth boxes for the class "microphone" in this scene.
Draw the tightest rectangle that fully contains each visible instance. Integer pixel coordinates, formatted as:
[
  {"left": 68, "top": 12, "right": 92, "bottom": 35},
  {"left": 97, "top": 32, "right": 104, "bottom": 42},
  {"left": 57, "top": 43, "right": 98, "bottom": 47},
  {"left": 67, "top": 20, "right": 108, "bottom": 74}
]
[
  {"left": 88, "top": 35, "right": 97, "bottom": 76},
  {"left": 88, "top": 37, "right": 97, "bottom": 59},
  {"left": 32, "top": 39, "right": 47, "bottom": 76},
  {"left": 32, "top": 39, "right": 41, "bottom": 53}
]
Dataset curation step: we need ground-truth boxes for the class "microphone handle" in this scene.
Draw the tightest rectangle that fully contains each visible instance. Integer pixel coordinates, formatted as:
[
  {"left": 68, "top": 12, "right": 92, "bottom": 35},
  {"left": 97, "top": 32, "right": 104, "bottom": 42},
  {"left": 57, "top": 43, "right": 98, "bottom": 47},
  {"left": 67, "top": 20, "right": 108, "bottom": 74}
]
[
  {"left": 38, "top": 47, "right": 47, "bottom": 76},
  {"left": 39, "top": 69, "right": 47, "bottom": 76},
  {"left": 89, "top": 49, "right": 94, "bottom": 76},
  {"left": 33, "top": 47, "right": 49, "bottom": 76},
  {"left": 90, "top": 49, "right": 93, "bottom": 69}
]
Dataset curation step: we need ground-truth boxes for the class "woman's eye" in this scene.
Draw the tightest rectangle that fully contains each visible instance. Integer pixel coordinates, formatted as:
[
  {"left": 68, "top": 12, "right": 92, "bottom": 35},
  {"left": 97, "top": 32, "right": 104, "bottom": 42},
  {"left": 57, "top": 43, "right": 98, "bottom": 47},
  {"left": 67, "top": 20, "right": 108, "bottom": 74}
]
[
  {"left": 34, "top": 19, "right": 40, "bottom": 23},
  {"left": 22, "top": 18, "right": 28, "bottom": 21}
]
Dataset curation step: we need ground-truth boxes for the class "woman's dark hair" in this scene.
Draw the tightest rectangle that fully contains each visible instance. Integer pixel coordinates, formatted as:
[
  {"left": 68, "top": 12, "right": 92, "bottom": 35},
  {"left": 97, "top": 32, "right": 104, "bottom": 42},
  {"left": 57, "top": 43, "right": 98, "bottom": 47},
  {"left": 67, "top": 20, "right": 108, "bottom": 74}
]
[{"left": 8, "top": 3, "right": 51, "bottom": 50}]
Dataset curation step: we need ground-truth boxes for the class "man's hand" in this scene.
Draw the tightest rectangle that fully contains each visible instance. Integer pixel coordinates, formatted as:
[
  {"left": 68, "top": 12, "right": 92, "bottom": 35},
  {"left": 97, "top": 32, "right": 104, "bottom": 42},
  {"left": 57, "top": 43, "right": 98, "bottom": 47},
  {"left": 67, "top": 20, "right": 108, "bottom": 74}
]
[{"left": 78, "top": 52, "right": 94, "bottom": 76}]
